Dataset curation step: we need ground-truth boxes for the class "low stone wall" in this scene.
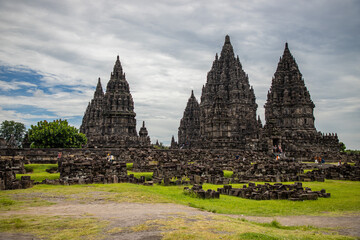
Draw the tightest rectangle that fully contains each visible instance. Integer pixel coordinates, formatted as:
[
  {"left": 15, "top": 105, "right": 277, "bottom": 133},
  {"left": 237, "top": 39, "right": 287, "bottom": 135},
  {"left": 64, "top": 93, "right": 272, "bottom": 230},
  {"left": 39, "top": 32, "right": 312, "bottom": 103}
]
[
  {"left": 0, "top": 148, "right": 357, "bottom": 165},
  {"left": 304, "top": 163, "right": 360, "bottom": 181},
  {"left": 0, "top": 159, "right": 32, "bottom": 190},
  {"left": 58, "top": 153, "right": 128, "bottom": 185}
]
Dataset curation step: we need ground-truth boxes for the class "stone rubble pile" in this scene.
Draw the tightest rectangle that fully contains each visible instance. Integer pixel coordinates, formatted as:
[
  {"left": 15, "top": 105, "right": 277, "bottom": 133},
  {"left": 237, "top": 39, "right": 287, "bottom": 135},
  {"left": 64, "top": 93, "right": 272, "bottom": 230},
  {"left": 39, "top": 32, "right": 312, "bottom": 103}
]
[
  {"left": 183, "top": 184, "right": 220, "bottom": 199},
  {"left": 217, "top": 182, "right": 330, "bottom": 201},
  {"left": 59, "top": 154, "right": 128, "bottom": 185},
  {"left": 304, "top": 163, "right": 360, "bottom": 181},
  {"left": 233, "top": 159, "right": 306, "bottom": 182},
  {"left": 0, "top": 159, "right": 32, "bottom": 190}
]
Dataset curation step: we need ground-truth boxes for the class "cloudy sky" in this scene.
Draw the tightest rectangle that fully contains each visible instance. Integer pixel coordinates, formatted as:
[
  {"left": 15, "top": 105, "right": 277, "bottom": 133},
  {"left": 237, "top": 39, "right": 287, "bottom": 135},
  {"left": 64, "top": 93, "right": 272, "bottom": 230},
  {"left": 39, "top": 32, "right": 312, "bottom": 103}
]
[{"left": 0, "top": 0, "right": 359, "bottom": 149}]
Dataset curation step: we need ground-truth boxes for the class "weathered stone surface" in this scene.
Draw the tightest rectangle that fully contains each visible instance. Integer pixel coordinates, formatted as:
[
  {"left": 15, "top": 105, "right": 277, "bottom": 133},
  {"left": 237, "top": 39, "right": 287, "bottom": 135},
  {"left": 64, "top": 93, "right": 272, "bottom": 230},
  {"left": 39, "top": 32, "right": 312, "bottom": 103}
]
[
  {"left": 58, "top": 154, "right": 128, "bottom": 185},
  {"left": 303, "top": 163, "right": 360, "bottom": 181},
  {"left": 233, "top": 159, "right": 306, "bottom": 182},
  {"left": 0, "top": 159, "right": 32, "bottom": 190},
  {"left": 217, "top": 182, "right": 330, "bottom": 201},
  {"left": 80, "top": 56, "right": 150, "bottom": 148},
  {"left": 184, "top": 184, "right": 220, "bottom": 199}
]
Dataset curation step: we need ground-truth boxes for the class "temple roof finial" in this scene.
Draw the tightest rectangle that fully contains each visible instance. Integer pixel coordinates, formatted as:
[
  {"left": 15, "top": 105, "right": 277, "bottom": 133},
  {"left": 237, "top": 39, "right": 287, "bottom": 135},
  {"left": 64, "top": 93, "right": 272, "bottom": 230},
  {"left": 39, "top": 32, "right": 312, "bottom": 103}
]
[{"left": 225, "top": 35, "right": 231, "bottom": 44}]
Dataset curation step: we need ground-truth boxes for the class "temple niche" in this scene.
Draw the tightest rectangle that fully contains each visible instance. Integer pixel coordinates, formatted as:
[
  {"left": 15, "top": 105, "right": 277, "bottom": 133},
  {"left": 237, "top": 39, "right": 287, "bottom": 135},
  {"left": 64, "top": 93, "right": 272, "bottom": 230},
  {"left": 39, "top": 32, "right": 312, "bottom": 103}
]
[
  {"left": 80, "top": 56, "right": 150, "bottom": 148},
  {"left": 263, "top": 43, "right": 340, "bottom": 159},
  {"left": 198, "top": 35, "right": 260, "bottom": 149}
]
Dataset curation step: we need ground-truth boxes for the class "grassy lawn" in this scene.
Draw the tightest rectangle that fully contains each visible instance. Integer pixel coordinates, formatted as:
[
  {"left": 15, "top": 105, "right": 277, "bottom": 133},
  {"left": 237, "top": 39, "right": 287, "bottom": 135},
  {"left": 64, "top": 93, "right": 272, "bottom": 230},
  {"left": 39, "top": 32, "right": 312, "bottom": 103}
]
[
  {"left": 1, "top": 162, "right": 359, "bottom": 240},
  {"left": 0, "top": 213, "right": 353, "bottom": 240},
  {"left": 1, "top": 180, "right": 359, "bottom": 217},
  {"left": 16, "top": 164, "right": 60, "bottom": 182},
  {"left": 223, "top": 170, "right": 233, "bottom": 178},
  {"left": 127, "top": 171, "right": 153, "bottom": 181}
]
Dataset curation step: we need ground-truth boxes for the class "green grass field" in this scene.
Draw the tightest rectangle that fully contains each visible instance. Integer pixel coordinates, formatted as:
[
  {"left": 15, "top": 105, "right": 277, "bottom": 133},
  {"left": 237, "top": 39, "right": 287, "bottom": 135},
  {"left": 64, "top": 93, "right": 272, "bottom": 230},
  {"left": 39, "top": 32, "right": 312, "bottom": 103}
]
[
  {"left": 2, "top": 180, "right": 359, "bottom": 216},
  {"left": 1, "top": 164, "right": 359, "bottom": 240},
  {"left": 16, "top": 164, "right": 60, "bottom": 182}
]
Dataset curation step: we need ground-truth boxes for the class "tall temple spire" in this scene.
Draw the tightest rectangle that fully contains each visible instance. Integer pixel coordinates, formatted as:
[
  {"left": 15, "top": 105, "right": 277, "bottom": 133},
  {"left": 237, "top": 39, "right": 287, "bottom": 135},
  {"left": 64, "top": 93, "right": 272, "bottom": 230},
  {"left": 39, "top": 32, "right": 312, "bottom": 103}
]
[
  {"left": 262, "top": 42, "right": 340, "bottom": 158},
  {"left": 112, "top": 55, "right": 123, "bottom": 79},
  {"left": 178, "top": 90, "right": 200, "bottom": 148},
  {"left": 94, "top": 77, "right": 104, "bottom": 99},
  {"left": 265, "top": 42, "right": 315, "bottom": 131},
  {"left": 225, "top": 34, "right": 231, "bottom": 44},
  {"left": 220, "top": 35, "right": 235, "bottom": 60},
  {"left": 276, "top": 42, "right": 300, "bottom": 73},
  {"left": 199, "top": 35, "right": 259, "bottom": 149},
  {"left": 81, "top": 55, "right": 150, "bottom": 148}
]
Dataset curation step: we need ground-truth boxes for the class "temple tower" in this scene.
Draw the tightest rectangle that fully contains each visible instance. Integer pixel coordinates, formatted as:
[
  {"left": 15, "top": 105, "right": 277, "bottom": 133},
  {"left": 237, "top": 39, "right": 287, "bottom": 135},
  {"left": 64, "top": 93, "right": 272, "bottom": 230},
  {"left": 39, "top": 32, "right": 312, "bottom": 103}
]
[
  {"left": 80, "top": 78, "right": 104, "bottom": 145},
  {"left": 80, "top": 56, "right": 150, "bottom": 148},
  {"left": 263, "top": 43, "right": 340, "bottom": 158},
  {"left": 199, "top": 35, "right": 259, "bottom": 149},
  {"left": 102, "top": 56, "right": 137, "bottom": 137},
  {"left": 264, "top": 43, "right": 315, "bottom": 132},
  {"left": 178, "top": 90, "right": 201, "bottom": 148}
]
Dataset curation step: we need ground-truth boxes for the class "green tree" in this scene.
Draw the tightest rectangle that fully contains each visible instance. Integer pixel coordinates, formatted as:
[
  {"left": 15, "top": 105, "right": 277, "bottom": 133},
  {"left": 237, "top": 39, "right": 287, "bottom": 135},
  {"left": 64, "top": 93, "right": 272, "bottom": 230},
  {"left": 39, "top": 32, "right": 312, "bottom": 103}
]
[
  {"left": 28, "top": 119, "right": 87, "bottom": 148},
  {"left": 339, "top": 142, "right": 346, "bottom": 152},
  {"left": 0, "top": 120, "right": 26, "bottom": 147}
]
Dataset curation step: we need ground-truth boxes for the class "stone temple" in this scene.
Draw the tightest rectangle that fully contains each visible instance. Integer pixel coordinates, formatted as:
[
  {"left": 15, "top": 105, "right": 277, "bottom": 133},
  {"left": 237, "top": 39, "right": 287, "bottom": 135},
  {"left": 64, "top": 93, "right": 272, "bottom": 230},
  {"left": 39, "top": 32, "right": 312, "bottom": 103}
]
[
  {"left": 179, "top": 35, "right": 261, "bottom": 150},
  {"left": 262, "top": 43, "right": 340, "bottom": 159},
  {"left": 178, "top": 90, "right": 201, "bottom": 148},
  {"left": 80, "top": 56, "right": 150, "bottom": 148},
  {"left": 177, "top": 35, "right": 340, "bottom": 159}
]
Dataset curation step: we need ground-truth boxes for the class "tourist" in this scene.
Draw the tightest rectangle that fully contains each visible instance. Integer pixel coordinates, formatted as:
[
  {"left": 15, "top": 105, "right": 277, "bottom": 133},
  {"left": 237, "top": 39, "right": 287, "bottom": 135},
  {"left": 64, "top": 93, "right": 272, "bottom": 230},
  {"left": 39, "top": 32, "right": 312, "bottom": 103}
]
[
  {"left": 321, "top": 158, "right": 325, "bottom": 164},
  {"left": 57, "top": 152, "right": 62, "bottom": 160},
  {"left": 338, "top": 160, "right": 342, "bottom": 166}
]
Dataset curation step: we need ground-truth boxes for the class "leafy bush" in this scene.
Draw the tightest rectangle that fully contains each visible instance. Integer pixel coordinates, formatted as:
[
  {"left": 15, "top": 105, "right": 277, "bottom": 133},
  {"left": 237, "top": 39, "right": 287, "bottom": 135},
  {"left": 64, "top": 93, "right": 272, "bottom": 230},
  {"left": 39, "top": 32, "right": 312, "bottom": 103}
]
[{"left": 28, "top": 119, "right": 87, "bottom": 148}]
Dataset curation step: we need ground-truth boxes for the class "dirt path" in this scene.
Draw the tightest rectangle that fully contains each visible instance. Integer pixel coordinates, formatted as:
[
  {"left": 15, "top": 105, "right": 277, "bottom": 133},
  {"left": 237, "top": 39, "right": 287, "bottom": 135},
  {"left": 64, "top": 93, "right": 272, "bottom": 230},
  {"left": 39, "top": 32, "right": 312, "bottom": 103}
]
[{"left": 2, "top": 202, "right": 360, "bottom": 239}]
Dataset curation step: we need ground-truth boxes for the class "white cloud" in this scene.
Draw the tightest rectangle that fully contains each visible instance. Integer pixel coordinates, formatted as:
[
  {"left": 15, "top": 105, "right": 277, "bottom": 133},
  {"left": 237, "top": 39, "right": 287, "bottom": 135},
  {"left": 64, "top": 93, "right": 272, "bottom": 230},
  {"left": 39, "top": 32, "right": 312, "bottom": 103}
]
[
  {"left": 0, "top": 0, "right": 359, "bottom": 149},
  {"left": 0, "top": 80, "right": 37, "bottom": 91}
]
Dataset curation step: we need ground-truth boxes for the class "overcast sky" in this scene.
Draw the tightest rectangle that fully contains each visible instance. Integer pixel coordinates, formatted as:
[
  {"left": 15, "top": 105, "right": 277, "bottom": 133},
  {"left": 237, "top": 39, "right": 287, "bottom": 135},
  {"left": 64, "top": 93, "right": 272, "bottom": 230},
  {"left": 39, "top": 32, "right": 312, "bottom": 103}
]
[{"left": 0, "top": 0, "right": 359, "bottom": 149}]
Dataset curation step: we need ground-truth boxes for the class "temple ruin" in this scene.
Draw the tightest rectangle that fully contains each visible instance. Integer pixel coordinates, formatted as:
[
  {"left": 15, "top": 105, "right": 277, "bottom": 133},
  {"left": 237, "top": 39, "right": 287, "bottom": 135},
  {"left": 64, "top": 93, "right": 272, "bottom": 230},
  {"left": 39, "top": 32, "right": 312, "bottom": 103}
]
[
  {"left": 177, "top": 35, "right": 340, "bottom": 159},
  {"left": 198, "top": 35, "right": 261, "bottom": 149},
  {"left": 80, "top": 56, "right": 150, "bottom": 148},
  {"left": 262, "top": 42, "right": 341, "bottom": 159}
]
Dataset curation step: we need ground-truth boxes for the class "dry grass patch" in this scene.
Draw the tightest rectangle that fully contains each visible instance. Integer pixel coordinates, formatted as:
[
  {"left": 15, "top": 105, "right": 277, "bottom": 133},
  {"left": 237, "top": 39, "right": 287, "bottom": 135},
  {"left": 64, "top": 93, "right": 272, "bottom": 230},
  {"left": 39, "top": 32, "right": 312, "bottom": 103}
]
[
  {"left": 142, "top": 215, "right": 355, "bottom": 240},
  {"left": 0, "top": 215, "right": 108, "bottom": 240}
]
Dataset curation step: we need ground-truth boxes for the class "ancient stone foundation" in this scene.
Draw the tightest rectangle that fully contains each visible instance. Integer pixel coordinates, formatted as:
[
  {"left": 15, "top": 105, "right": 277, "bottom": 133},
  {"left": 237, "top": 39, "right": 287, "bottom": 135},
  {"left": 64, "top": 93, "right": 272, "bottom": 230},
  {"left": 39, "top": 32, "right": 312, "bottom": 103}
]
[
  {"left": 217, "top": 182, "right": 330, "bottom": 201},
  {"left": 0, "top": 159, "right": 32, "bottom": 190},
  {"left": 304, "top": 164, "right": 360, "bottom": 181},
  {"left": 58, "top": 154, "right": 128, "bottom": 185}
]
